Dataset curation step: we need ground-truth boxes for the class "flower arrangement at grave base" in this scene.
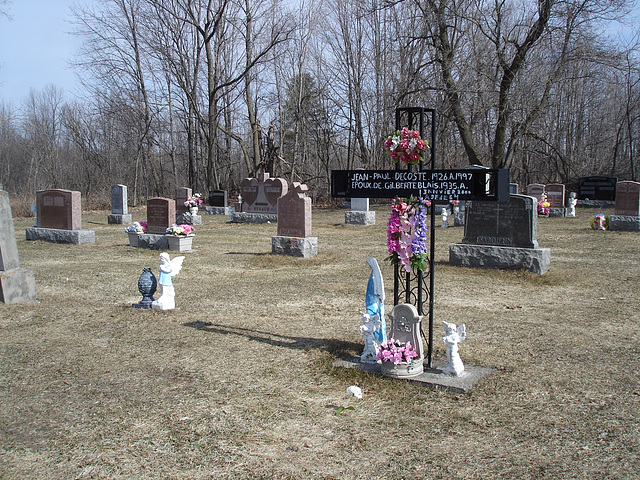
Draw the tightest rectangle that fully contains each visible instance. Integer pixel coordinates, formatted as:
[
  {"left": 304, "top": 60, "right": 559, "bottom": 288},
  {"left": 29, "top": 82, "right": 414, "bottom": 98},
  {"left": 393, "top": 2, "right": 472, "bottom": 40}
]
[
  {"left": 165, "top": 224, "right": 195, "bottom": 252},
  {"left": 377, "top": 338, "right": 423, "bottom": 378},
  {"left": 384, "top": 127, "right": 428, "bottom": 165},
  {"left": 386, "top": 197, "right": 430, "bottom": 273},
  {"left": 590, "top": 214, "right": 609, "bottom": 230},
  {"left": 376, "top": 338, "right": 419, "bottom": 364},
  {"left": 184, "top": 194, "right": 203, "bottom": 208},
  {"left": 165, "top": 224, "right": 194, "bottom": 236},
  {"left": 537, "top": 200, "right": 550, "bottom": 215},
  {"left": 124, "top": 221, "right": 147, "bottom": 234}
]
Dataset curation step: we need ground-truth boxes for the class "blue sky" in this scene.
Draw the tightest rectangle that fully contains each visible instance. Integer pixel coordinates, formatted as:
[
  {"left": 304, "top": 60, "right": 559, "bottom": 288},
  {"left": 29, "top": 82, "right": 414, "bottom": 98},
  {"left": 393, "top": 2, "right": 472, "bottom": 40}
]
[
  {"left": 0, "top": 0, "right": 638, "bottom": 109},
  {"left": 0, "top": 0, "right": 88, "bottom": 106}
]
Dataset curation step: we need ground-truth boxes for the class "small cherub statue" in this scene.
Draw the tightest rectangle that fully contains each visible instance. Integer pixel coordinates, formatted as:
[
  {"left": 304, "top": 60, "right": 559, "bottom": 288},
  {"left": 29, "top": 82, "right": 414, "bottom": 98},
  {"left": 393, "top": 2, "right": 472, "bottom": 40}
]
[
  {"left": 442, "top": 321, "right": 466, "bottom": 376},
  {"left": 568, "top": 192, "right": 577, "bottom": 217},
  {"left": 441, "top": 207, "right": 449, "bottom": 228},
  {"left": 359, "top": 312, "right": 382, "bottom": 363},
  {"left": 151, "top": 253, "right": 185, "bottom": 311}
]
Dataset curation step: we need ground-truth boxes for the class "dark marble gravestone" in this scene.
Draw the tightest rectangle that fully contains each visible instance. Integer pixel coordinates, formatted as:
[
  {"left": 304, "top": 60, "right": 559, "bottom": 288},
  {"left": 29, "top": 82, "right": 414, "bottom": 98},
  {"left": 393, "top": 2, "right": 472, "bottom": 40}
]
[
  {"left": 461, "top": 195, "right": 538, "bottom": 249},
  {"left": 450, "top": 194, "right": 550, "bottom": 274}
]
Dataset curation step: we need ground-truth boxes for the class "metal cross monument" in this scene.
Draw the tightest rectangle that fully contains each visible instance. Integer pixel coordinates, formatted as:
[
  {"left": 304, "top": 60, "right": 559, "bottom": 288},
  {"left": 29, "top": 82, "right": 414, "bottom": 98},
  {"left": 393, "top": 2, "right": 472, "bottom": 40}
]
[{"left": 331, "top": 108, "right": 509, "bottom": 367}]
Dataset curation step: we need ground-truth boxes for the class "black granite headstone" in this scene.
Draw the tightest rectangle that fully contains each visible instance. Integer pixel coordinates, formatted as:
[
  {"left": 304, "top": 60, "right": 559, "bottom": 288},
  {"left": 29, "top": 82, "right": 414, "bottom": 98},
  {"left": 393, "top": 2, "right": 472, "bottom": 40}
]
[
  {"left": 578, "top": 176, "right": 617, "bottom": 201},
  {"left": 462, "top": 194, "right": 538, "bottom": 249},
  {"left": 208, "top": 190, "right": 228, "bottom": 207}
]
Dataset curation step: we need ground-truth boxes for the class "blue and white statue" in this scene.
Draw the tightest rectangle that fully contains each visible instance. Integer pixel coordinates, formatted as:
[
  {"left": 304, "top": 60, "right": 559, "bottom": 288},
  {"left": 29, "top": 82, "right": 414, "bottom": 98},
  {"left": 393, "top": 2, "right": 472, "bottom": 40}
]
[
  {"left": 151, "top": 253, "right": 185, "bottom": 311},
  {"left": 360, "top": 257, "right": 386, "bottom": 363}
]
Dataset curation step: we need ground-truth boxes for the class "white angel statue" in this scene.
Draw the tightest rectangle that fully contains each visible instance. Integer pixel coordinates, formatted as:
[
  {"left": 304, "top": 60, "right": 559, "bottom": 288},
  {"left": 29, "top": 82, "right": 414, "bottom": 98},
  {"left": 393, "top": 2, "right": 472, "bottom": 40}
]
[
  {"left": 442, "top": 321, "right": 466, "bottom": 376},
  {"left": 151, "top": 253, "right": 185, "bottom": 311},
  {"left": 359, "top": 312, "right": 382, "bottom": 363}
]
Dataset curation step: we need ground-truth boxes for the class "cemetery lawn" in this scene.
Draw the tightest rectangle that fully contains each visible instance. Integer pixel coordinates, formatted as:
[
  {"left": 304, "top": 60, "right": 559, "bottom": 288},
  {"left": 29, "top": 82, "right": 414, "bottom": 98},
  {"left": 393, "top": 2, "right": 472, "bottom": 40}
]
[{"left": 2, "top": 207, "right": 639, "bottom": 479}]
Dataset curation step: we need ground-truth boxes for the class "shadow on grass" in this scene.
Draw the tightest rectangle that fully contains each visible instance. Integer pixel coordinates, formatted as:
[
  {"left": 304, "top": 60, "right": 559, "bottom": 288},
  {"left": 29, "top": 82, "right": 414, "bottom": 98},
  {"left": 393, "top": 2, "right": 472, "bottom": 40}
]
[{"left": 183, "top": 321, "right": 361, "bottom": 358}]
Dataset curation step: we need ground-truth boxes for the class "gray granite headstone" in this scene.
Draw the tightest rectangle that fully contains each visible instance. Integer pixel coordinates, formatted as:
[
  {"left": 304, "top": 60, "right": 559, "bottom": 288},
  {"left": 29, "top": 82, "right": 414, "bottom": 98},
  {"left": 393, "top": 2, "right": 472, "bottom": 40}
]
[
  {"left": 351, "top": 198, "right": 369, "bottom": 211},
  {"left": 509, "top": 183, "right": 518, "bottom": 194},
  {"left": 111, "top": 184, "right": 128, "bottom": 215},
  {"left": 1, "top": 190, "right": 37, "bottom": 303},
  {"left": 345, "top": 197, "right": 376, "bottom": 225},
  {"left": 462, "top": 195, "right": 538, "bottom": 249},
  {"left": 107, "top": 184, "right": 132, "bottom": 224},
  {"left": 526, "top": 184, "right": 545, "bottom": 203}
]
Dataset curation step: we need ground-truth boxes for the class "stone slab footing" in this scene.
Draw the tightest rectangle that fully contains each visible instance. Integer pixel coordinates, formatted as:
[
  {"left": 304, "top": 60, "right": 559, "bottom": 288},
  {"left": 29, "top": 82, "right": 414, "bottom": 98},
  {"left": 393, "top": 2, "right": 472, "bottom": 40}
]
[
  {"left": 345, "top": 211, "right": 376, "bottom": 225},
  {"left": 205, "top": 206, "right": 230, "bottom": 215},
  {"left": 176, "top": 213, "right": 202, "bottom": 225},
  {"left": 577, "top": 200, "right": 615, "bottom": 208},
  {"left": 548, "top": 208, "right": 566, "bottom": 217},
  {"left": 272, "top": 236, "right": 318, "bottom": 258},
  {"left": 0, "top": 268, "right": 37, "bottom": 304},
  {"left": 232, "top": 212, "right": 277, "bottom": 224},
  {"left": 449, "top": 243, "right": 550, "bottom": 274},
  {"left": 334, "top": 357, "right": 494, "bottom": 393},
  {"left": 107, "top": 214, "right": 132, "bottom": 224},
  {"left": 26, "top": 227, "right": 95, "bottom": 245},
  {"left": 608, "top": 215, "right": 640, "bottom": 232},
  {"left": 137, "top": 234, "right": 169, "bottom": 250}
]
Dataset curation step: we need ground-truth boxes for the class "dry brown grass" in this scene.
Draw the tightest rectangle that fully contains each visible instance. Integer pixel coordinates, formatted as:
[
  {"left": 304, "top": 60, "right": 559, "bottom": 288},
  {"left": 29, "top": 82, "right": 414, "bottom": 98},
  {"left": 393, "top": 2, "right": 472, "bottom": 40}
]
[{"left": 2, "top": 206, "right": 639, "bottom": 479}]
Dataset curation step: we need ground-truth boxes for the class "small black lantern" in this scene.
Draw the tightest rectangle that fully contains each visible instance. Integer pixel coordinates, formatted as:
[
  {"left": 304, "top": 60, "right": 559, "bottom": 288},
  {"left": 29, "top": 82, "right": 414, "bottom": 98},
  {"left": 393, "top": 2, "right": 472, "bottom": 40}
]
[{"left": 132, "top": 267, "right": 157, "bottom": 308}]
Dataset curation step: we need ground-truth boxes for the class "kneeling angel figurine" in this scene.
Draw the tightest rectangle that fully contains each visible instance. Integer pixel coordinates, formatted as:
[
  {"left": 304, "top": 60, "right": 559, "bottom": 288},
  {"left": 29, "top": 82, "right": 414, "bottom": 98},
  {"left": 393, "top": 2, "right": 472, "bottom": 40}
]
[
  {"left": 442, "top": 321, "right": 466, "bottom": 376},
  {"left": 151, "top": 253, "right": 185, "bottom": 311}
]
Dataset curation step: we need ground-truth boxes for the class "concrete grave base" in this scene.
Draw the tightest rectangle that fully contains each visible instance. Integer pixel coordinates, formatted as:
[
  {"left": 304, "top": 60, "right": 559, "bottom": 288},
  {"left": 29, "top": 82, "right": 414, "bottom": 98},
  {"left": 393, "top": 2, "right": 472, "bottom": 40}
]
[
  {"left": 107, "top": 213, "right": 132, "bottom": 224},
  {"left": 204, "top": 206, "right": 230, "bottom": 215},
  {"left": 137, "top": 234, "right": 169, "bottom": 250},
  {"left": 548, "top": 207, "right": 566, "bottom": 217},
  {"left": 449, "top": 243, "right": 550, "bottom": 274},
  {"left": 26, "top": 227, "right": 95, "bottom": 245},
  {"left": 577, "top": 199, "right": 615, "bottom": 209},
  {"left": 232, "top": 212, "right": 278, "bottom": 224},
  {"left": 176, "top": 213, "right": 202, "bottom": 225},
  {"left": 0, "top": 267, "right": 37, "bottom": 304},
  {"left": 345, "top": 210, "right": 376, "bottom": 225},
  {"left": 334, "top": 357, "right": 495, "bottom": 393},
  {"left": 272, "top": 235, "right": 317, "bottom": 258},
  {"left": 608, "top": 215, "right": 640, "bottom": 231}
]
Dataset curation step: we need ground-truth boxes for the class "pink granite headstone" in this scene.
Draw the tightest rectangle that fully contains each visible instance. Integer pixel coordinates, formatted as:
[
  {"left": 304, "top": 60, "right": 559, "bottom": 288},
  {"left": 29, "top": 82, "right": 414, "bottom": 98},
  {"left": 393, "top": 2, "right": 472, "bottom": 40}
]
[
  {"left": 36, "top": 189, "right": 82, "bottom": 230},
  {"left": 546, "top": 184, "right": 565, "bottom": 208},
  {"left": 277, "top": 183, "right": 312, "bottom": 238},
  {"left": 147, "top": 197, "right": 176, "bottom": 234},
  {"left": 176, "top": 187, "right": 192, "bottom": 215},
  {"left": 240, "top": 173, "right": 288, "bottom": 214},
  {"left": 614, "top": 181, "right": 640, "bottom": 216}
]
